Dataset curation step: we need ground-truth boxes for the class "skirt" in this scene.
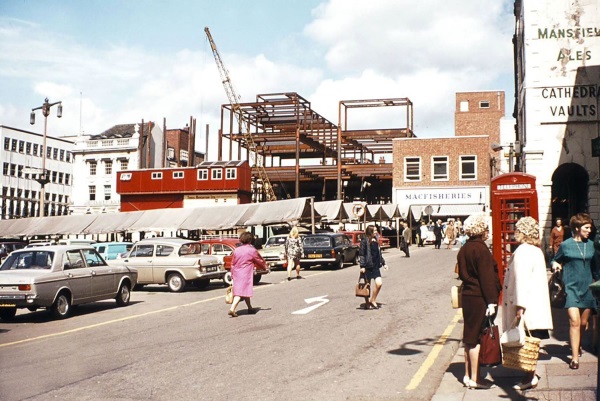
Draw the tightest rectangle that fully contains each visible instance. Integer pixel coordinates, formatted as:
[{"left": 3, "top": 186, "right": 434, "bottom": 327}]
[
  {"left": 462, "top": 294, "right": 487, "bottom": 345},
  {"left": 365, "top": 267, "right": 381, "bottom": 281}
]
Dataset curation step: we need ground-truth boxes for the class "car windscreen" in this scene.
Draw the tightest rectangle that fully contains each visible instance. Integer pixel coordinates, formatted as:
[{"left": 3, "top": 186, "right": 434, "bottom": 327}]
[
  {"left": 303, "top": 236, "right": 331, "bottom": 247},
  {"left": 1, "top": 250, "right": 54, "bottom": 270},
  {"left": 265, "top": 237, "right": 287, "bottom": 247}
]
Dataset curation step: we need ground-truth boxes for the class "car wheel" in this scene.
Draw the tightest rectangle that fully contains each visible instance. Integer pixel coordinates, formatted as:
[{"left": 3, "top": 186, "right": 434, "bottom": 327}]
[
  {"left": 194, "top": 279, "right": 210, "bottom": 290},
  {"left": 0, "top": 307, "right": 17, "bottom": 321},
  {"left": 253, "top": 275, "right": 262, "bottom": 285},
  {"left": 223, "top": 271, "right": 233, "bottom": 286},
  {"left": 116, "top": 283, "right": 131, "bottom": 306},
  {"left": 167, "top": 273, "right": 186, "bottom": 292},
  {"left": 335, "top": 257, "right": 344, "bottom": 270},
  {"left": 51, "top": 292, "right": 71, "bottom": 319}
]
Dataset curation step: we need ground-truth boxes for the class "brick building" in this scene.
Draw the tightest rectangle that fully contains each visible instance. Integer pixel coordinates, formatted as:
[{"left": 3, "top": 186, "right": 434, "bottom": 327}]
[{"left": 392, "top": 91, "right": 509, "bottom": 221}]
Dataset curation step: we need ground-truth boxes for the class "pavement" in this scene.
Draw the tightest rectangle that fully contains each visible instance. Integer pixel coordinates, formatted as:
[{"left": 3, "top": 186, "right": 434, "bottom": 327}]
[{"left": 432, "top": 300, "right": 599, "bottom": 400}]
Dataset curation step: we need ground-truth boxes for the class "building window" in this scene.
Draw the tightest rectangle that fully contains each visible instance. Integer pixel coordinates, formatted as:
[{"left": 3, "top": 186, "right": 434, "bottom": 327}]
[
  {"left": 66, "top": 151, "right": 71, "bottom": 162},
  {"left": 404, "top": 157, "right": 421, "bottom": 181},
  {"left": 167, "top": 147, "right": 175, "bottom": 160},
  {"left": 460, "top": 101, "right": 469, "bottom": 112},
  {"left": 105, "top": 160, "right": 112, "bottom": 174},
  {"left": 58, "top": 172, "right": 64, "bottom": 184},
  {"left": 65, "top": 174, "right": 70, "bottom": 185},
  {"left": 211, "top": 168, "right": 223, "bottom": 180},
  {"left": 2, "top": 163, "right": 8, "bottom": 175},
  {"left": 47, "top": 146, "right": 51, "bottom": 158},
  {"left": 173, "top": 171, "right": 184, "bottom": 179},
  {"left": 225, "top": 168, "right": 237, "bottom": 180},
  {"left": 479, "top": 100, "right": 490, "bottom": 109},
  {"left": 104, "top": 185, "right": 111, "bottom": 201},
  {"left": 460, "top": 155, "right": 477, "bottom": 180},
  {"left": 89, "top": 162, "right": 97, "bottom": 176},
  {"left": 33, "top": 144, "right": 38, "bottom": 156},
  {"left": 197, "top": 169, "right": 208, "bottom": 180},
  {"left": 9, "top": 164, "right": 16, "bottom": 176},
  {"left": 151, "top": 172, "right": 163, "bottom": 180},
  {"left": 26, "top": 142, "right": 31, "bottom": 154},
  {"left": 18, "top": 141, "right": 24, "bottom": 153},
  {"left": 3, "top": 138, "right": 9, "bottom": 151},
  {"left": 11, "top": 139, "right": 17, "bottom": 151},
  {"left": 59, "top": 149, "right": 64, "bottom": 161},
  {"left": 89, "top": 186, "right": 96, "bottom": 201},
  {"left": 53, "top": 148, "right": 58, "bottom": 160},
  {"left": 120, "top": 159, "right": 128, "bottom": 170},
  {"left": 52, "top": 171, "right": 57, "bottom": 183},
  {"left": 432, "top": 156, "right": 449, "bottom": 181}
]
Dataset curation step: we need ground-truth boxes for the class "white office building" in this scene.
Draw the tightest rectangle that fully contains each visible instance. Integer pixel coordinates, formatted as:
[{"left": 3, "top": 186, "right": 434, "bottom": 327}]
[{"left": 0, "top": 125, "right": 74, "bottom": 219}]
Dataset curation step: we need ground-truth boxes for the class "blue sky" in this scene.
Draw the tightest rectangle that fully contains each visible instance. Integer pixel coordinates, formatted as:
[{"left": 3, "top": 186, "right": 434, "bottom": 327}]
[{"left": 0, "top": 0, "right": 515, "bottom": 158}]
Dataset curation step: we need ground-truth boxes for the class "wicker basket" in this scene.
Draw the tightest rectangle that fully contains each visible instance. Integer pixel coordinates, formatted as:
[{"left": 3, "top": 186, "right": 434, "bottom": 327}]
[{"left": 502, "top": 336, "right": 541, "bottom": 372}]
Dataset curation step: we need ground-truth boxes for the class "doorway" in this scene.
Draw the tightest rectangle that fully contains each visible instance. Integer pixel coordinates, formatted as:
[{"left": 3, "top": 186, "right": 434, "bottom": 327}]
[{"left": 551, "top": 163, "right": 589, "bottom": 223}]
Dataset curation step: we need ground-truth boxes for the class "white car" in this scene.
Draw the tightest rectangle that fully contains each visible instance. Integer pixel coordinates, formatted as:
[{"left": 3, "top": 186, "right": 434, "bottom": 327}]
[
  {"left": 258, "top": 234, "right": 289, "bottom": 270},
  {"left": 108, "top": 238, "right": 224, "bottom": 292},
  {"left": 0, "top": 245, "right": 137, "bottom": 320}
]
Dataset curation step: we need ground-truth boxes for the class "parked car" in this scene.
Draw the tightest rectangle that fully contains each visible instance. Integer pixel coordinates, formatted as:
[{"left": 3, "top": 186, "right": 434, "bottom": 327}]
[
  {"left": 108, "top": 238, "right": 224, "bottom": 292},
  {"left": 0, "top": 245, "right": 137, "bottom": 320},
  {"left": 300, "top": 233, "right": 359, "bottom": 269},
  {"left": 424, "top": 225, "right": 436, "bottom": 245},
  {"left": 93, "top": 242, "right": 133, "bottom": 260},
  {"left": 258, "top": 234, "right": 295, "bottom": 271},
  {"left": 340, "top": 230, "right": 390, "bottom": 249},
  {"left": 0, "top": 241, "right": 26, "bottom": 260},
  {"left": 198, "top": 238, "right": 271, "bottom": 285}
]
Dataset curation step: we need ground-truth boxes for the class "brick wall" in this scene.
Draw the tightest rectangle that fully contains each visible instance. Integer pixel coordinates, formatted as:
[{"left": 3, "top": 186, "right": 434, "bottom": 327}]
[
  {"left": 392, "top": 136, "right": 491, "bottom": 188},
  {"left": 455, "top": 91, "right": 504, "bottom": 147}
]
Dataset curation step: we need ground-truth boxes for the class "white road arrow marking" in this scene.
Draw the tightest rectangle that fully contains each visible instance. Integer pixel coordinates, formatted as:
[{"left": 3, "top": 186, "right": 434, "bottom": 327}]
[{"left": 292, "top": 295, "right": 329, "bottom": 315}]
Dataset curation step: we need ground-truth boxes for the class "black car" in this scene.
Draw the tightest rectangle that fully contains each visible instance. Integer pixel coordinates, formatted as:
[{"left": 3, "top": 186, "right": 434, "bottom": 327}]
[{"left": 300, "top": 233, "right": 359, "bottom": 269}]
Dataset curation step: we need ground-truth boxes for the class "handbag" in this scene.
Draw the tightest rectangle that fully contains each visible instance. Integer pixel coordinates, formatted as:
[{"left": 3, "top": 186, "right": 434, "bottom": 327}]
[
  {"left": 225, "top": 285, "right": 233, "bottom": 304},
  {"left": 355, "top": 273, "right": 370, "bottom": 297},
  {"left": 502, "top": 325, "right": 541, "bottom": 372},
  {"left": 479, "top": 317, "right": 502, "bottom": 367},
  {"left": 451, "top": 284, "right": 462, "bottom": 309},
  {"left": 500, "top": 317, "right": 526, "bottom": 347},
  {"left": 548, "top": 270, "right": 566, "bottom": 308}
]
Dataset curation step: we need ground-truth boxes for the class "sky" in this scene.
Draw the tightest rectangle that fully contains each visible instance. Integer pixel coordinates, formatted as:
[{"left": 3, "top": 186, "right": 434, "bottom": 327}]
[{"left": 0, "top": 0, "right": 516, "bottom": 159}]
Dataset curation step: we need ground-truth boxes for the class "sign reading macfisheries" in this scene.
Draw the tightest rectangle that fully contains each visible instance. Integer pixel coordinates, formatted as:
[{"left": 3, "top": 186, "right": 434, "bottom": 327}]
[{"left": 396, "top": 187, "right": 488, "bottom": 206}]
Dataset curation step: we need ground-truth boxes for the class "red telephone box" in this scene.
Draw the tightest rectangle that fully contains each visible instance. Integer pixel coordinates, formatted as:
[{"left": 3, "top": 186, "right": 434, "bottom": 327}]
[{"left": 491, "top": 173, "right": 538, "bottom": 284}]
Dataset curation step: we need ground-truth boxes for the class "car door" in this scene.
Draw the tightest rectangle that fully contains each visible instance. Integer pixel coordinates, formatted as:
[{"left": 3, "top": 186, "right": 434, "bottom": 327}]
[
  {"left": 63, "top": 249, "right": 93, "bottom": 303},
  {"left": 151, "top": 244, "right": 176, "bottom": 282},
  {"left": 83, "top": 248, "right": 114, "bottom": 299},
  {"left": 121, "top": 244, "right": 155, "bottom": 284}
]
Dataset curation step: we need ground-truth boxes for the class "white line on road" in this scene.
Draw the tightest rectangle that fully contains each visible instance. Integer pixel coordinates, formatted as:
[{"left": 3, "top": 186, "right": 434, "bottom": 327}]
[
  {"left": 405, "top": 309, "right": 462, "bottom": 390},
  {"left": 292, "top": 295, "right": 329, "bottom": 315}
]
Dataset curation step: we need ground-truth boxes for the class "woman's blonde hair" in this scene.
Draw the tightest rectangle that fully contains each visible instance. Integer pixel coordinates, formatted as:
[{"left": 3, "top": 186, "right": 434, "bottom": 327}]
[
  {"left": 463, "top": 213, "right": 489, "bottom": 237},
  {"left": 289, "top": 226, "right": 299, "bottom": 239},
  {"left": 515, "top": 216, "right": 541, "bottom": 246}
]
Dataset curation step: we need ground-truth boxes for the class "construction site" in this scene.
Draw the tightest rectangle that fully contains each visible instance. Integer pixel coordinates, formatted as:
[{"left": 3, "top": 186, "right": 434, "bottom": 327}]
[{"left": 205, "top": 28, "right": 415, "bottom": 205}]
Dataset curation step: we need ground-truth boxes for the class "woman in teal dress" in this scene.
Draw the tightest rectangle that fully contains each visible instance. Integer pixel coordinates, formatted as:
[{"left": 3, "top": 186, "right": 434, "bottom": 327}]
[{"left": 552, "top": 213, "right": 597, "bottom": 370}]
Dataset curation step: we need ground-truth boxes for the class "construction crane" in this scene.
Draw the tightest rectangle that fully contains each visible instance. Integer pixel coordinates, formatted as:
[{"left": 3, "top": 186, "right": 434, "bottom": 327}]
[{"left": 204, "top": 26, "right": 277, "bottom": 202}]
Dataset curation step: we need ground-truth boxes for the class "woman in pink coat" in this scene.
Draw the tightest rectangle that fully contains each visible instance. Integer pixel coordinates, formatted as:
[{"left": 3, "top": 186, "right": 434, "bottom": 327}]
[{"left": 228, "top": 232, "right": 267, "bottom": 317}]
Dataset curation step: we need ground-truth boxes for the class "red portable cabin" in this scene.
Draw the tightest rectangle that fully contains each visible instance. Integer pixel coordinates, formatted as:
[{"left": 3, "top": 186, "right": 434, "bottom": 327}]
[
  {"left": 116, "top": 160, "right": 252, "bottom": 212},
  {"left": 490, "top": 172, "right": 538, "bottom": 284}
]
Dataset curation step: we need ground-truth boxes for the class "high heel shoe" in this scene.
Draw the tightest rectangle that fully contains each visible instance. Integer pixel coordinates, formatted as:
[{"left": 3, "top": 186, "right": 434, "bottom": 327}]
[
  {"left": 228, "top": 310, "right": 238, "bottom": 318},
  {"left": 569, "top": 360, "right": 579, "bottom": 370},
  {"left": 513, "top": 375, "right": 539, "bottom": 390},
  {"left": 466, "top": 380, "right": 495, "bottom": 390},
  {"left": 462, "top": 376, "right": 470, "bottom": 387}
]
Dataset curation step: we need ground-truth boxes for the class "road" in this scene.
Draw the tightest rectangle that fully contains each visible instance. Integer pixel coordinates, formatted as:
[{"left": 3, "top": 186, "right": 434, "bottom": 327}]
[{"left": 0, "top": 244, "right": 463, "bottom": 401}]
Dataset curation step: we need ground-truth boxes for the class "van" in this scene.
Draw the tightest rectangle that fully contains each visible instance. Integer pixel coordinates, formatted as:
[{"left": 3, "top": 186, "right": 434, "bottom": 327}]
[
  {"left": 93, "top": 242, "right": 133, "bottom": 260},
  {"left": 57, "top": 239, "right": 96, "bottom": 246}
]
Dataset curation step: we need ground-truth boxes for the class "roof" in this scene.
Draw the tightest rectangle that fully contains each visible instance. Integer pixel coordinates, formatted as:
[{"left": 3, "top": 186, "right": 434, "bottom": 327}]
[{"left": 93, "top": 122, "right": 154, "bottom": 139}]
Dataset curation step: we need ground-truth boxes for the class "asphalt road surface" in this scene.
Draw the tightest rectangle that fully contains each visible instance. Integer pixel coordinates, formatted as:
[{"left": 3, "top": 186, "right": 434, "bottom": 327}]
[{"left": 0, "top": 244, "right": 463, "bottom": 401}]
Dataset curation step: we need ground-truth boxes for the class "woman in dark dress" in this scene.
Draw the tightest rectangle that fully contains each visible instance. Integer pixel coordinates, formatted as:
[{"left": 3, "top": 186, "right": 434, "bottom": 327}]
[
  {"left": 552, "top": 213, "right": 597, "bottom": 369},
  {"left": 359, "top": 225, "right": 385, "bottom": 309},
  {"left": 457, "top": 213, "right": 501, "bottom": 389}
]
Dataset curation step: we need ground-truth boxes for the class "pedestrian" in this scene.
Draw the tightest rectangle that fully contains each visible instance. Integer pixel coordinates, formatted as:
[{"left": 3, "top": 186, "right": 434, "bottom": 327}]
[
  {"left": 549, "top": 217, "right": 565, "bottom": 257},
  {"left": 551, "top": 213, "right": 598, "bottom": 369},
  {"left": 457, "top": 213, "right": 501, "bottom": 389},
  {"left": 433, "top": 219, "right": 444, "bottom": 249},
  {"left": 252, "top": 234, "right": 262, "bottom": 249},
  {"left": 419, "top": 221, "right": 428, "bottom": 247},
  {"left": 359, "top": 225, "right": 385, "bottom": 309},
  {"left": 284, "top": 226, "right": 304, "bottom": 281},
  {"left": 401, "top": 221, "right": 411, "bottom": 257},
  {"left": 502, "top": 216, "right": 553, "bottom": 390},
  {"left": 445, "top": 220, "right": 456, "bottom": 249},
  {"left": 228, "top": 231, "right": 267, "bottom": 318},
  {"left": 456, "top": 217, "right": 463, "bottom": 236}
]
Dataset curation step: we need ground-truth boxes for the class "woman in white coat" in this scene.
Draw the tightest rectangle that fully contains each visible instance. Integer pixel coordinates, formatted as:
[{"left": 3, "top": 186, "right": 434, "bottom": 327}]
[{"left": 502, "top": 216, "right": 553, "bottom": 390}]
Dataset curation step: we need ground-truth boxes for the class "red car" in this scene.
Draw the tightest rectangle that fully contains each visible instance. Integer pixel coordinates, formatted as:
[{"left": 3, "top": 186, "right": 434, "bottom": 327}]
[
  {"left": 197, "top": 238, "right": 270, "bottom": 285},
  {"left": 340, "top": 230, "right": 390, "bottom": 249}
]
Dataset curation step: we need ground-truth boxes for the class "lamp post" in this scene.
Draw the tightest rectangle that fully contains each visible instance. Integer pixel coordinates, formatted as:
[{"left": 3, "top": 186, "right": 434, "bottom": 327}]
[{"left": 30, "top": 98, "right": 62, "bottom": 217}]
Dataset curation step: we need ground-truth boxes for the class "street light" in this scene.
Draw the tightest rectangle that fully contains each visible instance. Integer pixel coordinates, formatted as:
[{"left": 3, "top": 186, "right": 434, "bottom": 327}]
[{"left": 30, "top": 97, "right": 62, "bottom": 217}]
